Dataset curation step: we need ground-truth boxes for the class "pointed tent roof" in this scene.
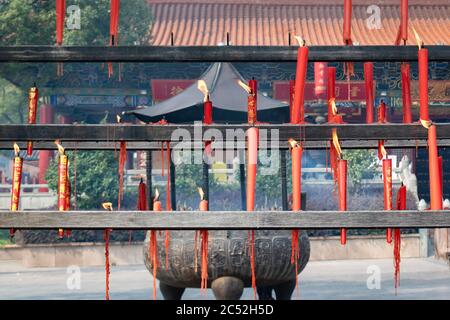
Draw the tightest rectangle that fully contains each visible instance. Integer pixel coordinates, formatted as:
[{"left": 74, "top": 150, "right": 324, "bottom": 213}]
[{"left": 129, "top": 63, "right": 289, "bottom": 124}]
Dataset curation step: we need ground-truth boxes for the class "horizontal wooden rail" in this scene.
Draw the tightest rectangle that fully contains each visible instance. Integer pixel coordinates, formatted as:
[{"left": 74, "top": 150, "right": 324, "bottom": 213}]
[
  {"left": 2, "top": 139, "right": 450, "bottom": 150},
  {"left": 0, "top": 123, "right": 447, "bottom": 143},
  {"left": 1, "top": 210, "right": 450, "bottom": 229},
  {"left": 0, "top": 46, "right": 448, "bottom": 62}
]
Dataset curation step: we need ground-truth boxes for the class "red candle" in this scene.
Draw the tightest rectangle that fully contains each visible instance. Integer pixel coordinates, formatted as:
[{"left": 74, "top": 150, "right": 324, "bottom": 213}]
[
  {"left": 289, "top": 139, "right": 303, "bottom": 211},
  {"left": 292, "top": 39, "right": 308, "bottom": 124},
  {"left": 382, "top": 154, "right": 393, "bottom": 244},
  {"left": 150, "top": 190, "right": 161, "bottom": 300},
  {"left": 56, "top": 141, "right": 68, "bottom": 238},
  {"left": 203, "top": 100, "right": 213, "bottom": 125},
  {"left": 343, "top": 0, "right": 352, "bottom": 44},
  {"left": 438, "top": 156, "right": 443, "bottom": 196},
  {"left": 327, "top": 67, "right": 336, "bottom": 123},
  {"left": 27, "top": 86, "right": 39, "bottom": 155},
  {"left": 246, "top": 127, "right": 258, "bottom": 211},
  {"left": 364, "top": 62, "right": 374, "bottom": 124},
  {"left": 10, "top": 144, "right": 23, "bottom": 237},
  {"left": 377, "top": 101, "right": 387, "bottom": 123},
  {"left": 401, "top": 63, "right": 413, "bottom": 123},
  {"left": 153, "top": 189, "right": 162, "bottom": 211},
  {"left": 418, "top": 44, "right": 430, "bottom": 123},
  {"left": 338, "top": 159, "right": 347, "bottom": 245},
  {"left": 101, "top": 202, "right": 113, "bottom": 300},
  {"left": 400, "top": 0, "right": 408, "bottom": 42},
  {"left": 248, "top": 80, "right": 257, "bottom": 124},
  {"left": 428, "top": 125, "right": 442, "bottom": 210}
]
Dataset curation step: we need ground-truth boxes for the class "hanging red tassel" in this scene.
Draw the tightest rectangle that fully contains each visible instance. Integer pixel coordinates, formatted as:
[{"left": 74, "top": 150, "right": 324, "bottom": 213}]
[
  {"left": 118, "top": 141, "right": 126, "bottom": 210},
  {"left": 394, "top": 185, "right": 406, "bottom": 292},
  {"left": 108, "top": 0, "right": 120, "bottom": 77},
  {"left": 150, "top": 192, "right": 161, "bottom": 300}
]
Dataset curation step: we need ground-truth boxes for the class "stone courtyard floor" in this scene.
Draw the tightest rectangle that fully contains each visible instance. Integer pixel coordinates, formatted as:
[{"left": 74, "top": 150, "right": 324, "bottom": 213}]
[{"left": 0, "top": 257, "right": 449, "bottom": 300}]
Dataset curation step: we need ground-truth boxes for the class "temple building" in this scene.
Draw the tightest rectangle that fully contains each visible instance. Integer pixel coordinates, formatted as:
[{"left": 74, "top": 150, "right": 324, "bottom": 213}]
[{"left": 12, "top": 0, "right": 450, "bottom": 202}]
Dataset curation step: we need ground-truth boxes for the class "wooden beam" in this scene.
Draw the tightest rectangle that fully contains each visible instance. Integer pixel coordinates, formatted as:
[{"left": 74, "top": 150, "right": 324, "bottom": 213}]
[
  {"left": 1, "top": 210, "right": 450, "bottom": 229},
  {"left": 2, "top": 139, "right": 450, "bottom": 150},
  {"left": 0, "top": 123, "right": 448, "bottom": 143},
  {"left": 0, "top": 46, "right": 448, "bottom": 62}
]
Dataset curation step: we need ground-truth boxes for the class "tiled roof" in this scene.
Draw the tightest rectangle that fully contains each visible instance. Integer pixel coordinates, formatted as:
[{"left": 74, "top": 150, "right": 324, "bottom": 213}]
[{"left": 148, "top": 0, "right": 450, "bottom": 46}]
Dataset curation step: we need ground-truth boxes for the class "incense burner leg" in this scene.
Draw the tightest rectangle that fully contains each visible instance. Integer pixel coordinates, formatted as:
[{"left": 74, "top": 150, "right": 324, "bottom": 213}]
[
  {"left": 159, "top": 282, "right": 185, "bottom": 300},
  {"left": 273, "top": 279, "right": 296, "bottom": 300},
  {"left": 211, "top": 276, "right": 244, "bottom": 300},
  {"left": 257, "top": 286, "right": 274, "bottom": 300}
]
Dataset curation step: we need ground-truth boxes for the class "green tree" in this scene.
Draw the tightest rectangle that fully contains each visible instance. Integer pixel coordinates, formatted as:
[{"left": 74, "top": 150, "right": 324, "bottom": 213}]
[
  {"left": 0, "top": 0, "right": 153, "bottom": 122},
  {"left": 342, "top": 149, "right": 378, "bottom": 192},
  {"left": 45, "top": 150, "right": 137, "bottom": 210}
]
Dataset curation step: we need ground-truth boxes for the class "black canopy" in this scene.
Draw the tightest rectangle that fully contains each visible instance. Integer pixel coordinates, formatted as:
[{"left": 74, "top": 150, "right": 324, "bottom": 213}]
[{"left": 129, "top": 63, "right": 289, "bottom": 124}]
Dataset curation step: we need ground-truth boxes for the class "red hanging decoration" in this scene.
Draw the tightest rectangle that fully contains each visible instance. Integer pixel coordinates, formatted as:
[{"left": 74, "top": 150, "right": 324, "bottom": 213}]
[
  {"left": 338, "top": 159, "right": 348, "bottom": 245},
  {"left": 118, "top": 141, "right": 126, "bottom": 210},
  {"left": 394, "top": 184, "right": 406, "bottom": 292},
  {"left": 150, "top": 190, "right": 162, "bottom": 300}
]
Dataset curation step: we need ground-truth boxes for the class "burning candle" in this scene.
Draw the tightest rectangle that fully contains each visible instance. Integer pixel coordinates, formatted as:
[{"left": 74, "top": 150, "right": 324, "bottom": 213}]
[
  {"left": 327, "top": 67, "right": 336, "bottom": 123},
  {"left": 27, "top": 85, "right": 38, "bottom": 155},
  {"left": 153, "top": 188, "right": 162, "bottom": 211},
  {"left": 413, "top": 28, "right": 430, "bottom": 125},
  {"left": 292, "top": 36, "right": 308, "bottom": 124},
  {"left": 381, "top": 145, "right": 393, "bottom": 244},
  {"left": 102, "top": 202, "right": 113, "bottom": 300},
  {"left": 338, "top": 159, "right": 347, "bottom": 245},
  {"left": 428, "top": 125, "right": 443, "bottom": 210},
  {"left": 377, "top": 101, "right": 387, "bottom": 123},
  {"left": 10, "top": 143, "right": 23, "bottom": 237},
  {"left": 238, "top": 80, "right": 257, "bottom": 124},
  {"left": 401, "top": 63, "right": 413, "bottom": 123},
  {"left": 198, "top": 188, "right": 209, "bottom": 290},
  {"left": 400, "top": 0, "right": 408, "bottom": 42},
  {"left": 55, "top": 140, "right": 68, "bottom": 239},
  {"left": 198, "top": 80, "right": 212, "bottom": 125},
  {"left": 329, "top": 98, "right": 345, "bottom": 124},
  {"left": 364, "top": 62, "right": 374, "bottom": 124}
]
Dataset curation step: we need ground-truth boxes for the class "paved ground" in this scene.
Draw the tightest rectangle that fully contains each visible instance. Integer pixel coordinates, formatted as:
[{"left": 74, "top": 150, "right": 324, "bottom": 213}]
[{"left": 0, "top": 257, "right": 449, "bottom": 300}]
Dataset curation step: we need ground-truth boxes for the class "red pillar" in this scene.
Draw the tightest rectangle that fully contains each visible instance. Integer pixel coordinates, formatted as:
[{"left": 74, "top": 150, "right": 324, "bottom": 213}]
[{"left": 38, "top": 104, "right": 54, "bottom": 192}]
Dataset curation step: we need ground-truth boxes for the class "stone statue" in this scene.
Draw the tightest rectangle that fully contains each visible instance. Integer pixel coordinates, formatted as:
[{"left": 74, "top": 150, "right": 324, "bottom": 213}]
[{"left": 394, "top": 155, "right": 420, "bottom": 208}]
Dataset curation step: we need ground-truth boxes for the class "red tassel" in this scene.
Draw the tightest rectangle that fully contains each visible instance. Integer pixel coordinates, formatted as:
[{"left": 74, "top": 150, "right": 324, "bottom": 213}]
[
  {"left": 164, "top": 230, "right": 170, "bottom": 270},
  {"left": 104, "top": 229, "right": 111, "bottom": 300},
  {"left": 194, "top": 230, "right": 199, "bottom": 273},
  {"left": 149, "top": 230, "right": 158, "bottom": 300},
  {"left": 165, "top": 142, "right": 171, "bottom": 210},
  {"left": 250, "top": 229, "right": 256, "bottom": 299},
  {"left": 118, "top": 141, "right": 126, "bottom": 210},
  {"left": 200, "top": 230, "right": 209, "bottom": 290},
  {"left": 108, "top": 0, "right": 120, "bottom": 78},
  {"left": 394, "top": 185, "right": 407, "bottom": 292},
  {"left": 291, "top": 229, "right": 300, "bottom": 288}
]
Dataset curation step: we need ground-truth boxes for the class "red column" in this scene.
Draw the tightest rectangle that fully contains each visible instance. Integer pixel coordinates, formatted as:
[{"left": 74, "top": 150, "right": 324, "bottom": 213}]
[{"left": 38, "top": 104, "right": 54, "bottom": 192}]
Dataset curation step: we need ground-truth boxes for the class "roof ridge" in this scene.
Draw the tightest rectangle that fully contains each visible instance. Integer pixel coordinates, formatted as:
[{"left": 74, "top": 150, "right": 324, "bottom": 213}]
[{"left": 148, "top": 0, "right": 450, "bottom": 6}]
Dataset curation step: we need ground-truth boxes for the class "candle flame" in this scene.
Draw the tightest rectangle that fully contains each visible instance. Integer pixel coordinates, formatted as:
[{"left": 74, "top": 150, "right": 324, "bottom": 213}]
[
  {"left": 412, "top": 27, "right": 423, "bottom": 49},
  {"left": 116, "top": 114, "right": 121, "bottom": 123},
  {"left": 102, "top": 202, "right": 113, "bottom": 211},
  {"left": 329, "top": 98, "right": 338, "bottom": 116},
  {"left": 380, "top": 144, "right": 387, "bottom": 158},
  {"left": 13, "top": 143, "right": 20, "bottom": 156},
  {"left": 54, "top": 140, "right": 65, "bottom": 155},
  {"left": 420, "top": 119, "right": 432, "bottom": 129},
  {"left": 294, "top": 35, "right": 306, "bottom": 47},
  {"left": 197, "top": 80, "right": 209, "bottom": 102},
  {"left": 237, "top": 80, "right": 252, "bottom": 94},
  {"left": 288, "top": 138, "right": 301, "bottom": 149},
  {"left": 332, "top": 129, "right": 342, "bottom": 158},
  {"left": 198, "top": 187, "right": 205, "bottom": 200},
  {"left": 154, "top": 188, "right": 160, "bottom": 201}
]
